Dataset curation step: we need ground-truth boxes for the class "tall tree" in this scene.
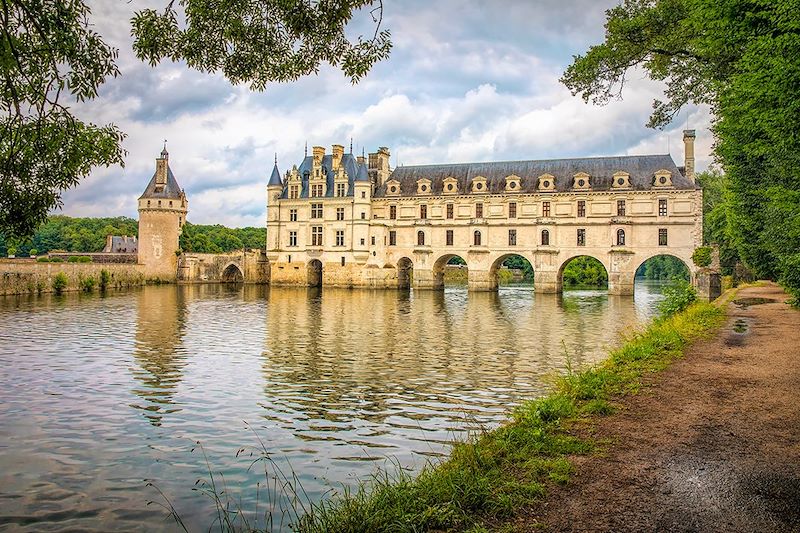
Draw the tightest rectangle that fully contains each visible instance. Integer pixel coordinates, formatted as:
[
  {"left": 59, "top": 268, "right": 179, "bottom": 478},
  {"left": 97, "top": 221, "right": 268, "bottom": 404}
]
[
  {"left": 562, "top": 0, "right": 800, "bottom": 300},
  {"left": 1, "top": 0, "right": 391, "bottom": 239}
]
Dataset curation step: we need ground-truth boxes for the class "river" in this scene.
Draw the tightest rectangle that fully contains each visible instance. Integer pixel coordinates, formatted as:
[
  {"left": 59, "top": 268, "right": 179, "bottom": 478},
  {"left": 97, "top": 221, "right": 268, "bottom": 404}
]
[{"left": 0, "top": 282, "right": 666, "bottom": 531}]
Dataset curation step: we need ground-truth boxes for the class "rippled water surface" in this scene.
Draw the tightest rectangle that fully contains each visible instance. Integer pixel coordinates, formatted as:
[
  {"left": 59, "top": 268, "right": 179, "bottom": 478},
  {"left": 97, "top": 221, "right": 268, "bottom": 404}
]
[{"left": 0, "top": 283, "right": 666, "bottom": 531}]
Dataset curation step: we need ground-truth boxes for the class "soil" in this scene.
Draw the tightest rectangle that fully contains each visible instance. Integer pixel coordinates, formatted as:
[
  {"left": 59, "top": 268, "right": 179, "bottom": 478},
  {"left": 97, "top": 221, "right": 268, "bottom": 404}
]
[{"left": 528, "top": 282, "right": 800, "bottom": 533}]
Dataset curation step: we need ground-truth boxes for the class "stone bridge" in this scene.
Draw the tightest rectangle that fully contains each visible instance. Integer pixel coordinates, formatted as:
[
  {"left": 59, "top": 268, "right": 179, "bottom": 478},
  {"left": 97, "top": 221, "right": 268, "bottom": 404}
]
[{"left": 177, "top": 249, "right": 269, "bottom": 283}]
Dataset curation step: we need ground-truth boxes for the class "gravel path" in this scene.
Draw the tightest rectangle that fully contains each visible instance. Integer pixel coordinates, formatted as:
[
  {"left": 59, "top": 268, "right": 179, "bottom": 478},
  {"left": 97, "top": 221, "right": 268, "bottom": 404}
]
[{"left": 532, "top": 283, "right": 800, "bottom": 532}]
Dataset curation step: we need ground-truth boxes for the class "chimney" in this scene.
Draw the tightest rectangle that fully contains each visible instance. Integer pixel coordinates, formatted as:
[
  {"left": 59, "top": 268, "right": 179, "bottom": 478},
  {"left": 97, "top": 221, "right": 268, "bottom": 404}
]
[
  {"left": 155, "top": 150, "right": 168, "bottom": 185},
  {"left": 368, "top": 146, "right": 391, "bottom": 186},
  {"left": 683, "top": 129, "right": 696, "bottom": 184},
  {"left": 332, "top": 144, "right": 344, "bottom": 168},
  {"left": 312, "top": 146, "right": 325, "bottom": 163}
]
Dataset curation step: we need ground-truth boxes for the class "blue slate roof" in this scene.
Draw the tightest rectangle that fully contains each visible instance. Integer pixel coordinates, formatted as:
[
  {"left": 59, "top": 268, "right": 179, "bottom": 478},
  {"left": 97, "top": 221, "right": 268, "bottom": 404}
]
[
  {"left": 268, "top": 162, "right": 282, "bottom": 186},
  {"left": 375, "top": 154, "right": 693, "bottom": 197},
  {"left": 280, "top": 152, "right": 369, "bottom": 199},
  {"left": 139, "top": 162, "right": 184, "bottom": 200}
]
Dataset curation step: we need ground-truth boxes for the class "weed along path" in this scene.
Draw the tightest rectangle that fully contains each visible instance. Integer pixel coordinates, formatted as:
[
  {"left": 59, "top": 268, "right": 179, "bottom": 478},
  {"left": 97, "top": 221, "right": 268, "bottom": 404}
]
[{"left": 532, "top": 283, "right": 800, "bottom": 532}]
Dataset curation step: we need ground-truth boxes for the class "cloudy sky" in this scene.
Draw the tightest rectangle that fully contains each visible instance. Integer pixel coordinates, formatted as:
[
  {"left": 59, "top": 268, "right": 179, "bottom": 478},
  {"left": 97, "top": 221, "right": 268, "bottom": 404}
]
[{"left": 64, "top": 0, "right": 714, "bottom": 227}]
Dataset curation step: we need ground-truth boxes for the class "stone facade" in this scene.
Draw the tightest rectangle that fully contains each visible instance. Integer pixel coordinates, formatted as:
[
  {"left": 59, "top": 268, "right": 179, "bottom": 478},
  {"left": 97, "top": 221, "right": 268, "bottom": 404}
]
[
  {"left": 266, "top": 131, "right": 704, "bottom": 293},
  {"left": 0, "top": 260, "right": 145, "bottom": 295}
]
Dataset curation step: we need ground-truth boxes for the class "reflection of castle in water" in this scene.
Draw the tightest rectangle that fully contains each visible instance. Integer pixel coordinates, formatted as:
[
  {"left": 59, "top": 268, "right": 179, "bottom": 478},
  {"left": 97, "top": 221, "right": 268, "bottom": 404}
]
[
  {"left": 131, "top": 286, "right": 188, "bottom": 426},
  {"left": 258, "top": 288, "right": 643, "bottom": 444}
]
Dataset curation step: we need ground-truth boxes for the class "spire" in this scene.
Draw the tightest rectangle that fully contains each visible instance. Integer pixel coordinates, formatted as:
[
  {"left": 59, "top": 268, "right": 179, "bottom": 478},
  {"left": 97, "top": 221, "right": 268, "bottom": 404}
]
[
  {"left": 304, "top": 141, "right": 308, "bottom": 157},
  {"left": 350, "top": 137, "right": 353, "bottom": 153},
  {"left": 268, "top": 157, "right": 282, "bottom": 187},
  {"left": 160, "top": 140, "right": 169, "bottom": 159}
]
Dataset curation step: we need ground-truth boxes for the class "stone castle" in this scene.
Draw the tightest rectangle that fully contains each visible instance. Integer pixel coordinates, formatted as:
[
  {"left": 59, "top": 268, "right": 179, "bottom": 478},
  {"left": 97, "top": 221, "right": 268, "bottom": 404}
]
[{"left": 134, "top": 131, "right": 714, "bottom": 296}]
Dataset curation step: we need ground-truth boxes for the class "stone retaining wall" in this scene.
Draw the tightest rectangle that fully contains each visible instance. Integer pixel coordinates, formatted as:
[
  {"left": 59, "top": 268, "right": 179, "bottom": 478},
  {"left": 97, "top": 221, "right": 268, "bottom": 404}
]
[{"left": 0, "top": 260, "right": 146, "bottom": 296}]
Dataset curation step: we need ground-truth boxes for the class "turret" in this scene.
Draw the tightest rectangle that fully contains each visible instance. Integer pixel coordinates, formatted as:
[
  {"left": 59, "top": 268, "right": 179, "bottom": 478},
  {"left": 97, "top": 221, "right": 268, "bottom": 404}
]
[{"left": 137, "top": 146, "right": 188, "bottom": 279}]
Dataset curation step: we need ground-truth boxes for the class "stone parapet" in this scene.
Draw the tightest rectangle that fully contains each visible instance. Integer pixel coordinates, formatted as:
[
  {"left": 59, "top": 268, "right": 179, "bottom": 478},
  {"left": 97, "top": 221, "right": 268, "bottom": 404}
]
[{"left": 0, "top": 261, "right": 146, "bottom": 296}]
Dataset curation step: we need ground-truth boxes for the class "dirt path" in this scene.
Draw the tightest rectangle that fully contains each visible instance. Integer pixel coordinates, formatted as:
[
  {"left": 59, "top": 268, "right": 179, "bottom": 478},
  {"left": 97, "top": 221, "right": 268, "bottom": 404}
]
[{"left": 531, "top": 282, "right": 800, "bottom": 532}]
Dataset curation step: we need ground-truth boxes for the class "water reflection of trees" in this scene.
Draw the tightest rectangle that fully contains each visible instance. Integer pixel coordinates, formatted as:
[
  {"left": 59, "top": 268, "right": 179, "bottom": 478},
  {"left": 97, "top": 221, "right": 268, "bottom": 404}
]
[{"left": 131, "top": 286, "right": 188, "bottom": 426}]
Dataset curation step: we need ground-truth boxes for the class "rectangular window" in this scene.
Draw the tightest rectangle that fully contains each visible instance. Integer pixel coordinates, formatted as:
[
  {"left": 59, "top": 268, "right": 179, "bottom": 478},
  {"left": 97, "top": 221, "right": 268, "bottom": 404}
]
[
  {"left": 311, "top": 203, "right": 323, "bottom": 219},
  {"left": 659, "top": 199, "right": 668, "bottom": 216},
  {"left": 475, "top": 202, "right": 483, "bottom": 218},
  {"left": 371, "top": 236, "right": 376, "bottom": 246},
  {"left": 508, "top": 229, "right": 517, "bottom": 246},
  {"left": 446, "top": 229, "right": 454, "bottom": 246},
  {"left": 420, "top": 204, "right": 427, "bottom": 219},
  {"left": 336, "top": 183, "right": 346, "bottom": 197},
  {"left": 289, "top": 208, "right": 298, "bottom": 222},
  {"left": 336, "top": 207, "right": 345, "bottom": 221},
  {"left": 446, "top": 203, "right": 454, "bottom": 219},
  {"left": 335, "top": 230, "right": 345, "bottom": 247},
  {"left": 289, "top": 185, "right": 299, "bottom": 199},
  {"left": 289, "top": 231, "right": 297, "bottom": 247},
  {"left": 389, "top": 230, "right": 397, "bottom": 246},
  {"left": 577, "top": 228, "right": 586, "bottom": 247},
  {"left": 508, "top": 202, "right": 517, "bottom": 218},
  {"left": 311, "top": 183, "right": 323, "bottom": 197},
  {"left": 361, "top": 212, "right": 365, "bottom": 219},
  {"left": 577, "top": 200, "right": 586, "bottom": 217},
  {"left": 659, "top": 228, "right": 668, "bottom": 246},
  {"left": 542, "top": 201, "right": 551, "bottom": 217},
  {"left": 617, "top": 200, "right": 626, "bottom": 217},
  {"left": 389, "top": 205, "right": 397, "bottom": 220},
  {"left": 311, "top": 226, "right": 323, "bottom": 246},
  {"left": 361, "top": 191, "right": 366, "bottom": 199},
  {"left": 360, "top": 238, "right": 365, "bottom": 245}
]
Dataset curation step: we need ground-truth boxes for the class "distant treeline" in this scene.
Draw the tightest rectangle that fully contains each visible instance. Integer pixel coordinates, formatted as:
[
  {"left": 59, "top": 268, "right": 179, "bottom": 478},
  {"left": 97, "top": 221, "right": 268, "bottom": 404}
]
[{"left": 0, "top": 216, "right": 265, "bottom": 256}]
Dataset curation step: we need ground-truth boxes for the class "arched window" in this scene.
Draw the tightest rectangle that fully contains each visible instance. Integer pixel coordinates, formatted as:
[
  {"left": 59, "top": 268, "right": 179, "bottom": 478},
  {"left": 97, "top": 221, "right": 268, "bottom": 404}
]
[
  {"left": 541, "top": 229, "right": 550, "bottom": 246},
  {"left": 473, "top": 230, "right": 482, "bottom": 246},
  {"left": 417, "top": 230, "right": 425, "bottom": 246},
  {"left": 616, "top": 229, "right": 626, "bottom": 246}
]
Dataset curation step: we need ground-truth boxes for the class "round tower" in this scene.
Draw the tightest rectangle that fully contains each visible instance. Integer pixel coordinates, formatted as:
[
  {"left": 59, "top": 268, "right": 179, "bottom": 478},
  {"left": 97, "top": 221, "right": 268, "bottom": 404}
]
[{"left": 137, "top": 146, "right": 188, "bottom": 280}]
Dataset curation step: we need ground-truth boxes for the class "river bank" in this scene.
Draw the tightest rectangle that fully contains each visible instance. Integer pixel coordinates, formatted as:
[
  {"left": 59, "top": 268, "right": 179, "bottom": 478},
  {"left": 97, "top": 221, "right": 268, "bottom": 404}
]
[
  {"left": 527, "top": 282, "right": 800, "bottom": 532},
  {"left": 295, "top": 285, "right": 728, "bottom": 531}
]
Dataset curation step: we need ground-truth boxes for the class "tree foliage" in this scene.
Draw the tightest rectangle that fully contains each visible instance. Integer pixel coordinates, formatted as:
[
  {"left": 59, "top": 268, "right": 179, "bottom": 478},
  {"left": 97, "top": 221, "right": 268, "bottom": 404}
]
[
  {"left": 562, "top": 256, "right": 608, "bottom": 287},
  {"left": 636, "top": 255, "right": 689, "bottom": 280},
  {"left": 2, "top": 1, "right": 391, "bottom": 241},
  {"left": 179, "top": 222, "right": 266, "bottom": 253},
  {"left": 563, "top": 0, "right": 800, "bottom": 296},
  {"left": 0, "top": 0, "right": 125, "bottom": 239},
  {"left": 131, "top": 0, "right": 392, "bottom": 89}
]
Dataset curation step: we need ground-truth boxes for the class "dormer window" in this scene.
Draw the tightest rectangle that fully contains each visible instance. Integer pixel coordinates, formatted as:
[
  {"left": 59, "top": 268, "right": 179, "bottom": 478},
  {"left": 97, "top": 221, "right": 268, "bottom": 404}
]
[
  {"left": 386, "top": 179, "right": 401, "bottom": 196},
  {"left": 443, "top": 176, "right": 459, "bottom": 195},
  {"left": 505, "top": 174, "right": 522, "bottom": 192},
  {"left": 572, "top": 172, "right": 591, "bottom": 190},
  {"left": 538, "top": 173, "right": 556, "bottom": 192},
  {"left": 416, "top": 178, "right": 432, "bottom": 195},
  {"left": 471, "top": 176, "right": 488, "bottom": 194},
  {"left": 612, "top": 171, "right": 631, "bottom": 189},
  {"left": 654, "top": 169, "right": 673, "bottom": 188}
]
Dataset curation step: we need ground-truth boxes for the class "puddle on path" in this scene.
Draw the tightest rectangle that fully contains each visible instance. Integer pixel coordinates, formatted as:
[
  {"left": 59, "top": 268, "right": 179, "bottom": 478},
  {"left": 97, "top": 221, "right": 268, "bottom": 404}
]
[
  {"left": 725, "top": 317, "right": 753, "bottom": 346},
  {"left": 733, "top": 297, "right": 775, "bottom": 308}
]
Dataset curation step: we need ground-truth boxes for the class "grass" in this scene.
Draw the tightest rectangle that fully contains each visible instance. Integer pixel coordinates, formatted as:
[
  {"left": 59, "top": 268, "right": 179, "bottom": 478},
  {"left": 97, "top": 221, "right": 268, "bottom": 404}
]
[{"left": 293, "top": 300, "right": 726, "bottom": 532}]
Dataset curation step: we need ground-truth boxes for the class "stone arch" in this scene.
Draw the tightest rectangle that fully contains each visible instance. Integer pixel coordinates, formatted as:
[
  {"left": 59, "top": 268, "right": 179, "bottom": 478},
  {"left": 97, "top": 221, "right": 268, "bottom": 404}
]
[
  {"left": 432, "top": 253, "right": 468, "bottom": 289},
  {"left": 397, "top": 257, "right": 413, "bottom": 289},
  {"left": 489, "top": 253, "right": 535, "bottom": 290},
  {"left": 221, "top": 263, "right": 244, "bottom": 283},
  {"left": 634, "top": 253, "right": 692, "bottom": 282},
  {"left": 557, "top": 254, "right": 610, "bottom": 291},
  {"left": 307, "top": 259, "right": 323, "bottom": 287}
]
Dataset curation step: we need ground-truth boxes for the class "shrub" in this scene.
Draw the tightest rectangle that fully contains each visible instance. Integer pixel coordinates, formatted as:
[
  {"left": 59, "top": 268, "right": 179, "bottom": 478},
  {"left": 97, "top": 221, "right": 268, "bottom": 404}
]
[
  {"left": 7, "top": 246, "right": 16, "bottom": 257},
  {"left": 80, "top": 276, "right": 96, "bottom": 292},
  {"left": 36, "top": 256, "right": 50, "bottom": 263},
  {"left": 657, "top": 279, "right": 697, "bottom": 317},
  {"left": 49, "top": 257, "right": 63, "bottom": 263},
  {"left": 52, "top": 273, "right": 68, "bottom": 295},
  {"left": 692, "top": 246, "right": 713, "bottom": 268},
  {"left": 28, "top": 248, "right": 38, "bottom": 257},
  {"left": 99, "top": 269, "right": 111, "bottom": 290}
]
